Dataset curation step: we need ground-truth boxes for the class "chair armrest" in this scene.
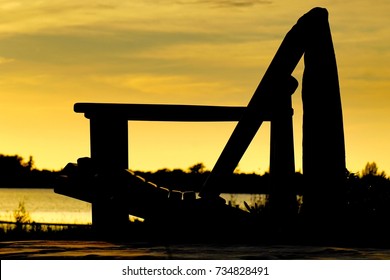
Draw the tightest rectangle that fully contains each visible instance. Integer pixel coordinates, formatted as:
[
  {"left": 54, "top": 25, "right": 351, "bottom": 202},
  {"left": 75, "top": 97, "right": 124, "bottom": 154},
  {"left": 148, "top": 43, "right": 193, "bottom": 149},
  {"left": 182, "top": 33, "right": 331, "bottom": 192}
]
[{"left": 74, "top": 103, "right": 245, "bottom": 122}]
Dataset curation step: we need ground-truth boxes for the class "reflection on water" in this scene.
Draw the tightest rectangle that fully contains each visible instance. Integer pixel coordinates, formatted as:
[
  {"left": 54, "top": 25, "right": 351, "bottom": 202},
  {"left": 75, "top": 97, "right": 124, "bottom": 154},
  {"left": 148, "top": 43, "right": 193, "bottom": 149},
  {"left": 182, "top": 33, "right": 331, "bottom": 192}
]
[
  {"left": 0, "top": 188, "right": 266, "bottom": 224},
  {"left": 0, "top": 188, "right": 92, "bottom": 224}
]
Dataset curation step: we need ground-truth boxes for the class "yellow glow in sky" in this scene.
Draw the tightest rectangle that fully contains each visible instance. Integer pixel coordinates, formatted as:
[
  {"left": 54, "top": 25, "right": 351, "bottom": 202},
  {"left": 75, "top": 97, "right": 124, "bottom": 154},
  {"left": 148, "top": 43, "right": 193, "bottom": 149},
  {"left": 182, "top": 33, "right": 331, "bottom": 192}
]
[{"left": 0, "top": 0, "right": 389, "bottom": 174}]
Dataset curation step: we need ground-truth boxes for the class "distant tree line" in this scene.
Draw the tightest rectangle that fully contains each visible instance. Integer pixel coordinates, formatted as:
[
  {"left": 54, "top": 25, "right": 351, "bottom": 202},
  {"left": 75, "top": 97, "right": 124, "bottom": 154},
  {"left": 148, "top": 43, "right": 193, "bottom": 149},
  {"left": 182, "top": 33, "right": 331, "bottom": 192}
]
[
  {"left": 134, "top": 163, "right": 278, "bottom": 193},
  {"left": 0, "top": 154, "right": 59, "bottom": 188},
  {"left": 0, "top": 154, "right": 277, "bottom": 192},
  {"left": 1, "top": 154, "right": 390, "bottom": 205}
]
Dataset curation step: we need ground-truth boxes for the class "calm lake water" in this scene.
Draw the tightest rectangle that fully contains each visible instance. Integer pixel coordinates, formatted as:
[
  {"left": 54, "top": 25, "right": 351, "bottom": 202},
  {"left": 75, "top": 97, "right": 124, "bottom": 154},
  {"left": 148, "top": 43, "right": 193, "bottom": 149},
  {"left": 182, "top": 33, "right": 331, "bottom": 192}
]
[
  {"left": 0, "top": 188, "right": 265, "bottom": 224},
  {"left": 0, "top": 188, "right": 92, "bottom": 224}
]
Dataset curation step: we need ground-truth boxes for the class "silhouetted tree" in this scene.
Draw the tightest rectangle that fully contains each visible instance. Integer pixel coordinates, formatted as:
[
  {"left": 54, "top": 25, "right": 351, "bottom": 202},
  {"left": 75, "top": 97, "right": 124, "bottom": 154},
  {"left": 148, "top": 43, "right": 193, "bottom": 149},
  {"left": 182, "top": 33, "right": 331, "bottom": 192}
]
[
  {"left": 361, "top": 162, "right": 387, "bottom": 178},
  {"left": 25, "top": 156, "right": 35, "bottom": 171},
  {"left": 188, "top": 163, "right": 206, "bottom": 174}
]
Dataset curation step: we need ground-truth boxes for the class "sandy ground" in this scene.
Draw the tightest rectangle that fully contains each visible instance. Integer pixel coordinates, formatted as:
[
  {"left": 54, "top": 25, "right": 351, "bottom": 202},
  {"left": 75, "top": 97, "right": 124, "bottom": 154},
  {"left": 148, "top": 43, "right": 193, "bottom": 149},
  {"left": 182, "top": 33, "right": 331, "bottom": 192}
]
[{"left": 1, "top": 240, "right": 390, "bottom": 259}]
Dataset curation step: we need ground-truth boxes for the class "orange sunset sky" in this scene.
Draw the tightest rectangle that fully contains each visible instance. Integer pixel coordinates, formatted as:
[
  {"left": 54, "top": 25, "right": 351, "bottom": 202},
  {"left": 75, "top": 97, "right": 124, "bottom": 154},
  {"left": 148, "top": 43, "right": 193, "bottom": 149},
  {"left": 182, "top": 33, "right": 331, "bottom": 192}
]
[{"left": 1, "top": 0, "right": 389, "bottom": 174}]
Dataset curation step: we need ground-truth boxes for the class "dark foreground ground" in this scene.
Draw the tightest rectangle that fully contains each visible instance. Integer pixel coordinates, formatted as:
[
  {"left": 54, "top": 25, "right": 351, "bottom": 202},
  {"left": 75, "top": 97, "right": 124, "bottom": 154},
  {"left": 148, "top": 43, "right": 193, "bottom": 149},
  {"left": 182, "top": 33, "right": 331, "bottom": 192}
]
[
  {"left": 2, "top": 240, "right": 390, "bottom": 259},
  {"left": 2, "top": 214, "right": 390, "bottom": 260}
]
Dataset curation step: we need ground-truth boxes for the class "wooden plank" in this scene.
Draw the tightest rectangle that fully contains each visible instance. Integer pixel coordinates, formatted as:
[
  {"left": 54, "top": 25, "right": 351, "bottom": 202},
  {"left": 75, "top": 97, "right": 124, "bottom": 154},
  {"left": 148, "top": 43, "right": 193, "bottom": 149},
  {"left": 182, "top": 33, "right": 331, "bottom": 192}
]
[{"left": 74, "top": 103, "right": 247, "bottom": 122}]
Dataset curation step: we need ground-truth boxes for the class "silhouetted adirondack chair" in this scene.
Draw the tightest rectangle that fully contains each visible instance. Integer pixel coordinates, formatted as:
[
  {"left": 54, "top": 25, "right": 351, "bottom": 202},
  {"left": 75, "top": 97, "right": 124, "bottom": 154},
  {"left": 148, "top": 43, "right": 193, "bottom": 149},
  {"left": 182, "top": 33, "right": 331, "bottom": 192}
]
[{"left": 55, "top": 7, "right": 346, "bottom": 238}]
